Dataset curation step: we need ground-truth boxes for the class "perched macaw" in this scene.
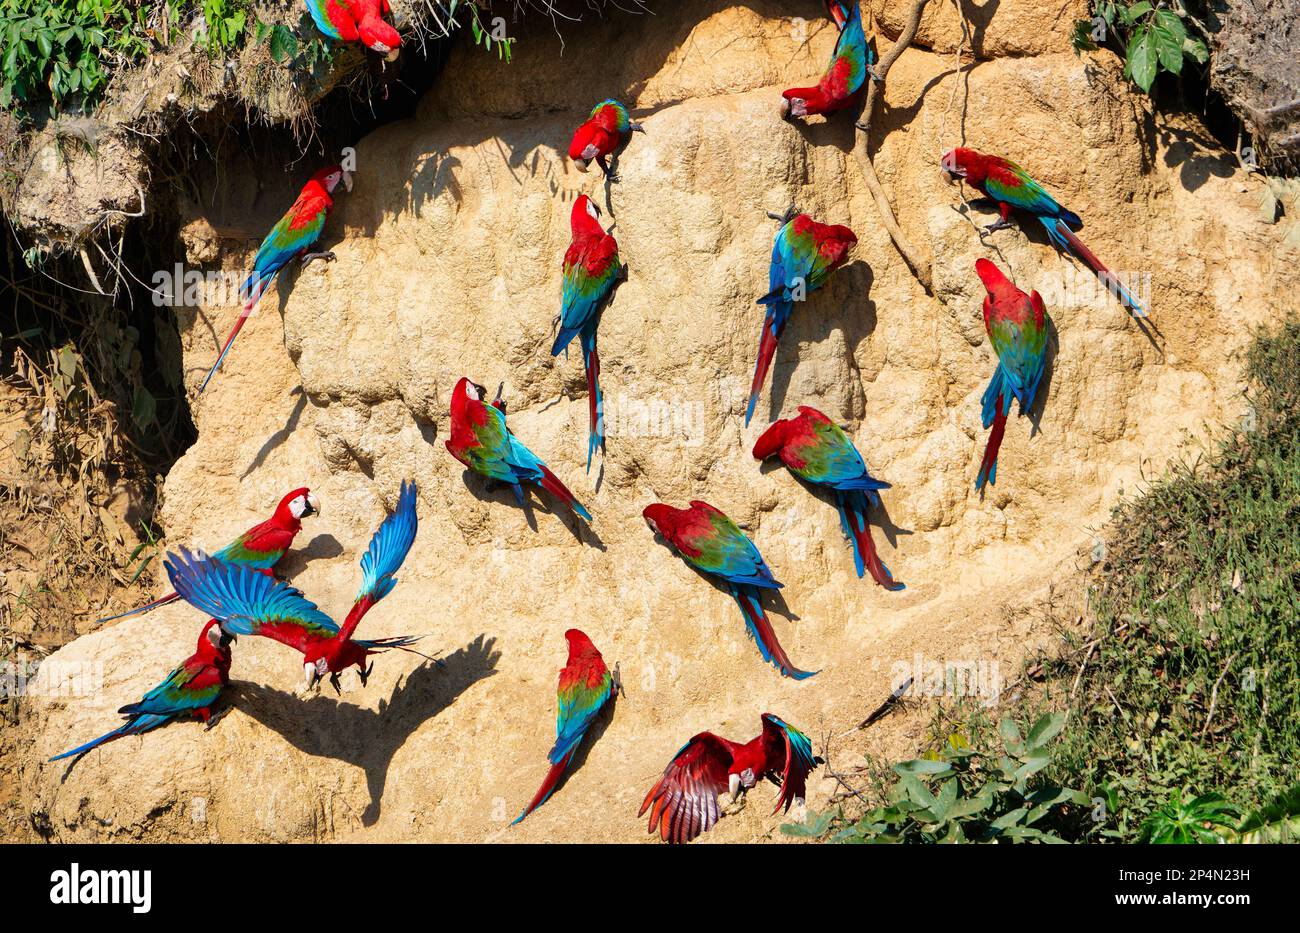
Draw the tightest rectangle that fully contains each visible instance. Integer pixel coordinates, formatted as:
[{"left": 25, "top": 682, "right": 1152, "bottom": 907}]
[
  {"left": 512, "top": 629, "right": 616, "bottom": 825},
  {"left": 305, "top": 0, "right": 401, "bottom": 57},
  {"left": 753, "top": 406, "right": 904, "bottom": 589},
  {"left": 552, "top": 195, "right": 623, "bottom": 472},
  {"left": 642, "top": 501, "right": 816, "bottom": 680},
  {"left": 96, "top": 487, "right": 319, "bottom": 625},
  {"left": 446, "top": 377, "right": 592, "bottom": 522},
  {"left": 200, "top": 165, "right": 352, "bottom": 393},
  {"left": 940, "top": 146, "right": 1146, "bottom": 316},
  {"left": 746, "top": 211, "right": 858, "bottom": 426},
  {"left": 164, "top": 481, "right": 423, "bottom": 692},
  {"left": 781, "top": 1, "right": 872, "bottom": 119},
  {"left": 972, "top": 259, "right": 1049, "bottom": 491},
  {"left": 568, "top": 99, "right": 645, "bottom": 180},
  {"left": 50, "top": 620, "right": 234, "bottom": 764},
  {"left": 640, "top": 713, "right": 817, "bottom": 844}
]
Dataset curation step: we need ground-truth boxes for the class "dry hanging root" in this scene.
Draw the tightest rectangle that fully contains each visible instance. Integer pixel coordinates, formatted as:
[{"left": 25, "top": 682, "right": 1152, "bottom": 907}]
[{"left": 852, "top": 0, "right": 934, "bottom": 292}]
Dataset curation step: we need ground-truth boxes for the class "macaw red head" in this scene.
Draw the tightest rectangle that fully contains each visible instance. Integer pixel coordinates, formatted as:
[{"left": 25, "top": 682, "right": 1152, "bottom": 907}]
[
  {"left": 974, "top": 258, "right": 1011, "bottom": 293},
  {"left": 752, "top": 418, "right": 793, "bottom": 461},
  {"left": 568, "top": 122, "right": 601, "bottom": 171},
  {"left": 940, "top": 147, "right": 986, "bottom": 185},
  {"left": 779, "top": 86, "right": 824, "bottom": 120},
  {"left": 563, "top": 628, "right": 602, "bottom": 665},
  {"left": 641, "top": 503, "right": 681, "bottom": 540},
  {"left": 453, "top": 376, "right": 489, "bottom": 406},
  {"left": 274, "top": 487, "right": 320, "bottom": 524},
  {"left": 819, "top": 223, "right": 858, "bottom": 268},
  {"left": 358, "top": 10, "right": 401, "bottom": 59},
  {"left": 571, "top": 195, "right": 604, "bottom": 235},
  {"left": 199, "top": 618, "right": 235, "bottom": 655},
  {"left": 311, "top": 164, "right": 353, "bottom": 194}
]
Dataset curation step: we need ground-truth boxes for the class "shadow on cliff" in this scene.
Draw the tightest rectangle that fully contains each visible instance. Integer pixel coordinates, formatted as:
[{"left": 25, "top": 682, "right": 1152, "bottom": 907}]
[
  {"left": 756, "top": 458, "right": 914, "bottom": 555},
  {"left": 456, "top": 469, "right": 606, "bottom": 550},
  {"left": 228, "top": 633, "right": 501, "bottom": 826}
]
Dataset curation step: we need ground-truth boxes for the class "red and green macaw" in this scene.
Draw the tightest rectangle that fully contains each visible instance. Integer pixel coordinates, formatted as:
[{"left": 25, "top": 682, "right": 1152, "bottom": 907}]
[
  {"left": 50, "top": 619, "right": 234, "bottom": 764},
  {"left": 96, "top": 487, "right": 318, "bottom": 625},
  {"left": 164, "top": 481, "right": 424, "bottom": 692},
  {"left": 781, "top": 1, "right": 872, "bottom": 119},
  {"left": 200, "top": 165, "right": 351, "bottom": 393},
  {"left": 568, "top": 99, "right": 645, "bottom": 181},
  {"left": 973, "top": 259, "right": 1050, "bottom": 491},
  {"left": 640, "top": 713, "right": 817, "bottom": 844},
  {"left": 746, "top": 210, "right": 858, "bottom": 425},
  {"left": 753, "top": 406, "right": 904, "bottom": 589},
  {"left": 446, "top": 377, "right": 592, "bottom": 522},
  {"left": 940, "top": 146, "right": 1147, "bottom": 317},
  {"left": 552, "top": 195, "right": 623, "bottom": 472},
  {"left": 305, "top": 0, "right": 401, "bottom": 57},
  {"left": 513, "top": 629, "right": 616, "bottom": 825},
  {"left": 642, "top": 500, "right": 816, "bottom": 680}
]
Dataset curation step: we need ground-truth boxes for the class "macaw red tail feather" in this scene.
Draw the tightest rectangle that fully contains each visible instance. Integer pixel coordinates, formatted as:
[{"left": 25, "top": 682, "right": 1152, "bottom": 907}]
[
  {"left": 734, "top": 587, "right": 817, "bottom": 680},
  {"left": 199, "top": 288, "right": 266, "bottom": 394},
  {"left": 975, "top": 398, "right": 1008, "bottom": 491},
  {"left": 94, "top": 591, "right": 180, "bottom": 626},
  {"left": 536, "top": 465, "right": 592, "bottom": 523},
  {"left": 511, "top": 750, "right": 575, "bottom": 825},
  {"left": 1044, "top": 218, "right": 1147, "bottom": 317},
  {"left": 745, "top": 306, "right": 787, "bottom": 426},
  {"left": 845, "top": 497, "right": 904, "bottom": 591},
  {"left": 582, "top": 332, "right": 603, "bottom": 473}
]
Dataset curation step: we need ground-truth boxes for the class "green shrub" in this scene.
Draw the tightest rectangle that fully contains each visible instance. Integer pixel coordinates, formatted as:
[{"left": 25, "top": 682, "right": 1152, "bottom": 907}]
[{"left": 1072, "top": 2, "right": 1209, "bottom": 94}]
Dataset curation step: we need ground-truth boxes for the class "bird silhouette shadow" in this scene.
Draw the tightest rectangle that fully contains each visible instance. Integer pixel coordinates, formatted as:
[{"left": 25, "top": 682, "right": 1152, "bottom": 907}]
[
  {"left": 275, "top": 533, "right": 345, "bottom": 580},
  {"left": 228, "top": 634, "right": 501, "bottom": 826},
  {"left": 647, "top": 532, "right": 801, "bottom": 624},
  {"left": 458, "top": 469, "right": 606, "bottom": 551},
  {"left": 241, "top": 387, "right": 309, "bottom": 479},
  {"left": 757, "top": 459, "right": 915, "bottom": 555}
]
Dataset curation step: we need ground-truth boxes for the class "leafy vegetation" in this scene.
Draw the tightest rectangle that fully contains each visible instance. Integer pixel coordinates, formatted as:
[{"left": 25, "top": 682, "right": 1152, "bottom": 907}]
[
  {"left": 1072, "top": 2, "right": 1209, "bottom": 95},
  {"left": 783, "top": 712, "right": 1089, "bottom": 843}
]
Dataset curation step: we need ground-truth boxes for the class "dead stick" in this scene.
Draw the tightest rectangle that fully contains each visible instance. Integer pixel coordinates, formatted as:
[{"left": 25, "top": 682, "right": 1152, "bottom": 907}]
[{"left": 852, "top": 0, "right": 933, "bottom": 292}]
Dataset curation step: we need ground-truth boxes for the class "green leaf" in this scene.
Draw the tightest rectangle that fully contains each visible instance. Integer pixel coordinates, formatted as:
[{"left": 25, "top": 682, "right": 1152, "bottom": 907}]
[
  {"left": 1123, "top": 1, "right": 1154, "bottom": 23},
  {"left": 990, "top": 807, "right": 1029, "bottom": 830},
  {"left": 1026, "top": 712, "right": 1066, "bottom": 750},
  {"left": 894, "top": 758, "right": 953, "bottom": 775},
  {"left": 999, "top": 717, "right": 1024, "bottom": 753},
  {"left": 1151, "top": 10, "right": 1186, "bottom": 75},
  {"left": 1184, "top": 38, "right": 1208, "bottom": 64},
  {"left": 132, "top": 385, "right": 156, "bottom": 427},
  {"left": 270, "top": 24, "right": 297, "bottom": 63},
  {"left": 1125, "top": 26, "right": 1158, "bottom": 92}
]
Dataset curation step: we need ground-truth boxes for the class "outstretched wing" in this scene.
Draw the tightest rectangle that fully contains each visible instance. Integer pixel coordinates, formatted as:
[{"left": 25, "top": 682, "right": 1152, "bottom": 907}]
[
  {"left": 164, "top": 548, "right": 339, "bottom": 656},
  {"left": 339, "top": 480, "right": 419, "bottom": 641},
  {"left": 119, "top": 658, "right": 222, "bottom": 718},
  {"left": 639, "top": 732, "right": 734, "bottom": 844},
  {"left": 760, "top": 713, "right": 818, "bottom": 814}
]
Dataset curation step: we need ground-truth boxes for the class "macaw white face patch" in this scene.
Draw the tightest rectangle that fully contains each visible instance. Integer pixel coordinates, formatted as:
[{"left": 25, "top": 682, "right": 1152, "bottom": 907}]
[
  {"left": 580, "top": 144, "right": 600, "bottom": 160},
  {"left": 289, "top": 494, "right": 307, "bottom": 518},
  {"left": 465, "top": 381, "right": 481, "bottom": 401},
  {"left": 585, "top": 199, "right": 601, "bottom": 222}
]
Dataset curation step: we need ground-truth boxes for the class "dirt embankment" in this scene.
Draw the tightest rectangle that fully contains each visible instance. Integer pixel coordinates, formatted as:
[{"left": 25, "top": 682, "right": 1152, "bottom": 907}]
[{"left": 8, "top": 0, "right": 1298, "bottom": 842}]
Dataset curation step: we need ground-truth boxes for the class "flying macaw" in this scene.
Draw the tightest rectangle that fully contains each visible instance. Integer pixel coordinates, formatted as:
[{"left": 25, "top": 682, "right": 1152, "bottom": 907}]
[
  {"left": 446, "top": 377, "right": 592, "bottom": 522},
  {"left": 640, "top": 713, "right": 817, "bottom": 844},
  {"left": 781, "top": 1, "right": 873, "bottom": 120},
  {"left": 164, "top": 481, "right": 424, "bottom": 692},
  {"left": 753, "top": 406, "right": 904, "bottom": 589},
  {"left": 552, "top": 195, "right": 623, "bottom": 472},
  {"left": 972, "top": 259, "right": 1050, "bottom": 491},
  {"left": 568, "top": 99, "right": 645, "bottom": 181},
  {"left": 512, "top": 629, "right": 617, "bottom": 825},
  {"left": 642, "top": 501, "right": 816, "bottom": 680},
  {"left": 200, "top": 164, "right": 352, "bottom": 393},
  {"left": 96, "top": 487, "right": 319, "bottom": 625},
  {"left": 746, "top": 210, "right": 858, "bottom": 426},
  {"left": 304, "top": 0, "right": 401, "bottom": 58},
  {"left": 939, "top": 146, "right": 1147, "bottom": 317},
  {"left": 50, "top": 619, "right": 234, "bottom": 764}
]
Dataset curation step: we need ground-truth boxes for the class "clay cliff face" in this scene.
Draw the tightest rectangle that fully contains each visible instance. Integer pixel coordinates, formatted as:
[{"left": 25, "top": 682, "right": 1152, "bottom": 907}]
[{"left": 16, "top": 1, "right": 1296, "bottom": 842}]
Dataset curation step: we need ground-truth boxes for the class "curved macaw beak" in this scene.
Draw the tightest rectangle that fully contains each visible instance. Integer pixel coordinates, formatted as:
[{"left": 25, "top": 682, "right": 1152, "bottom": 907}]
[
  {"left": 301, "top": 494, "right": 318, "bottom": 518},
  {"left": 341, "top": 170, "right": 354, "bottom": 193},
  {"left": 728, "top": 773, "right": 741, "bottom": 799},
  {"left": 779, "top": 97, "right": 791, "bottom": 119},
  {"left": 220, "top": 632, "right": 236, "bottom": 648},
  {"left": 303, "top": 662, "right": 320, "bottom": 691},
  {"left": 574, "top": 158, "right": 590, "bottom": 173}
]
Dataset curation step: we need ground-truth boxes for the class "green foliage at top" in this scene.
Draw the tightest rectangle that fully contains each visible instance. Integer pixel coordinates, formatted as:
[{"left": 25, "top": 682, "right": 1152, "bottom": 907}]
[
  {"left": 783, "top": 713, "right": 1089, "bottom": 843},
  {"left": 0, "top": 0, "right": 156, "bottom": 113},
  {"left": 1072, "top": 2, "right": 1208, "bottom": 94}
]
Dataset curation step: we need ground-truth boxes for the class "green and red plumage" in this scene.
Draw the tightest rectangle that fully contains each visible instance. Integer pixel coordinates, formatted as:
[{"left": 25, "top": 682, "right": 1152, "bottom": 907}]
[
  {"left": 513, "top": 629, "right": 615, "bottom": 825},
  {"left": 164, "top": 480, "right": 424, "bottom": 692},
  {"left": 640, "top": 713, "right": 817, "bottom": 844},
  {"left": 973, "top": 259, "right": 1050, "bottom": 490},
  {"left": 747, "top": 211, "right": 858, "bottom": 425},
  {"left": 781, "top": 1, "right": 872, "bottom": 119},
  {"left": 941, "top": 146, "right": 1147, "bottom": 317},
  {"left": 642, "top": 500, "right": 816, "bottom": 680},
  {"left": 304, "top": 0, "right": 400, "bottom": 55},
  {"left": 753, "top": 406, "right": 903, "bottom": 589},
  {"left": 50, "top": 620, "right": 234, "bottom": 764},
  {"left": 568, "top": 99, "right": 644, "bottom": 180},
  {"left": 96, "top": 487, "right": 318, "bottom": 625},
  {"left": 201, "top": 165, "right": 351, "bottom": 393},
  {"left": 446, "top": 377, "right": 592, "bottom": 522},
  {"left": 553, "top": 195, "right": 623, "bottom": 471}
]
